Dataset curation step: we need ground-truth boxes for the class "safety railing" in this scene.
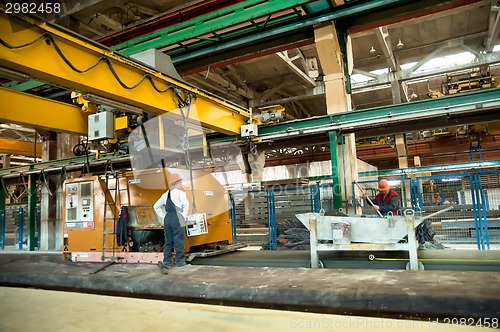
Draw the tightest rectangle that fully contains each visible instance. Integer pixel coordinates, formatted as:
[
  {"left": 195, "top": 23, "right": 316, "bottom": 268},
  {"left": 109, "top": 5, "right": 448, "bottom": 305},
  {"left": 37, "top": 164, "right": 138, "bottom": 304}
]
[
  {"left": 229, "top": 185, "right": 322, "bottom": 250},
  {"left": 354, "top": 171, "right": 500, "bottom": 250},
  {"left": 0, "top": 205, "right": 41, "bottom": 251}
]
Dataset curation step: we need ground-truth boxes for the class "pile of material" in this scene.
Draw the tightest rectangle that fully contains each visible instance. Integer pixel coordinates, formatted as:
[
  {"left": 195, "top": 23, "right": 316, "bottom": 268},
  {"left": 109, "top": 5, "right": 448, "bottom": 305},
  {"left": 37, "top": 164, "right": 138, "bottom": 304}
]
[
  {"left": 262, "top": 218, "right": 310, "bottom": 250},
  {"left": 416, "top": 221, "right": 447, "bottom": 249}
]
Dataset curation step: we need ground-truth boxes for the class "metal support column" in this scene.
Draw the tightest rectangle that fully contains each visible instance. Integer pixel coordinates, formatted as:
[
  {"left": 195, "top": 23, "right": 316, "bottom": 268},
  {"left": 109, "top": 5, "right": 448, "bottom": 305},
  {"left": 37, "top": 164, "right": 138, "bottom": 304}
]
[
  {"left": 0, "top": 209, "right": 5, "bottom": 250},
  {"left": 27, "top": 174, "right": 37, "bottom": 251},
  {"left": 406, "top": 213, "right": 419, "bottom": 270},
  {"left": 309, "top": 216, "right": 319, "bottom": 269},
  {"left": 310, "top": 185, "right": 320, "bottom": 213},
  {"left": 36, "top": 206, "right": 41, "bottom": 249},
  {"left": 351, "top": 181, "right": 357, "bottom": 213},
  {"left": 229, "top": 193, "right": 237, "bottom": 244},
  {"left": 470, "top": 173, "right": 490, "bottom": 250},
  {"left": 329, "top": 131, "right": 342, "bottom": 209},
  {"left": 401, "top": 176, "right": 408, "bottom": 208},
  {"left": 266, "top": 190, "right": 277, "bottom": 250},
  {"left": 0, "top": 186, "right": 5, "bottom": 211},
  {"left": 0, "top": 187, "right": 5, "bottom": 249},
  {"left": 18, "top": 207, "right": 23, "bottom": 250},
  {"left": 341, "top": 135, "right": 349, "bottom": 214}
]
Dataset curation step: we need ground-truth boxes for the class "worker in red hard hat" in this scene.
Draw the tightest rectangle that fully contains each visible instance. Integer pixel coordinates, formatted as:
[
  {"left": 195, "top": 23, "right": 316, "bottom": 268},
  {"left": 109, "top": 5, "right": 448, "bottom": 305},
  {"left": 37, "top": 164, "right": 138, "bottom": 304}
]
[
  {"left": 363, "top": 179, "right": 400, "bottom": 216},
  {"left": 153, "top": 173, "right": 189, "bottom": 270},
  {"left": 434, "top": 192, "right": 444, "bottom": 206}
]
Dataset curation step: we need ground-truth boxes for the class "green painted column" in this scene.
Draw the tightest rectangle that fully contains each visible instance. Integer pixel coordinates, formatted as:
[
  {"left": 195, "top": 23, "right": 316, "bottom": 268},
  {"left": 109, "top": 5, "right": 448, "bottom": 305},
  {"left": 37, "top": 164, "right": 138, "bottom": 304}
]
[
  {"left": 329, "top": 131, "right": 342, "bottom": 209},
  {"left": 315, "top": 22, "right": 357, "bottom": 213},
  {"left": 27, "top": 174, "right": 37, "bottom": 251},
  {"left": 0, "top": 186, "right": 5, "bottom": 211}
]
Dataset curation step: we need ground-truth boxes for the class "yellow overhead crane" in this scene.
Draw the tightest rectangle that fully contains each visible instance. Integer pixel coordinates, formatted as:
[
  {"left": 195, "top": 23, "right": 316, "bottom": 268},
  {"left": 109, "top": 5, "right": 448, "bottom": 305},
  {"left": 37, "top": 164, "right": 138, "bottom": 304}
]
[
  {"left": 0, "top": 9, "right": 256, "bottom": 262},
  {"left": 0, "top": 9, "right": 251, "bottom": 135}
]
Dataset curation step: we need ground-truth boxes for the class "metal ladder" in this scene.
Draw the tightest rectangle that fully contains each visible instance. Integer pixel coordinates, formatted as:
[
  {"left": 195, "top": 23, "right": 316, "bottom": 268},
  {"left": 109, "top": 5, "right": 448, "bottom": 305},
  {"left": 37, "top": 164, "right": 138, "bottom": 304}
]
[{"left": 101, "top": 170, "right": 130, "bottom": 261}]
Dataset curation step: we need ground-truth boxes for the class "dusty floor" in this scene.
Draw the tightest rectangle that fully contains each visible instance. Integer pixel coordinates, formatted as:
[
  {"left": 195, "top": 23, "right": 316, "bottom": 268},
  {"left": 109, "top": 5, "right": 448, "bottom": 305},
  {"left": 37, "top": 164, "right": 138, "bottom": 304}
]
[
  {"left": 0, "top": 287, "right": 489, "bottom": 332},
  {"left": 0, "top": 251, "right": 499, "bottom": 331}
]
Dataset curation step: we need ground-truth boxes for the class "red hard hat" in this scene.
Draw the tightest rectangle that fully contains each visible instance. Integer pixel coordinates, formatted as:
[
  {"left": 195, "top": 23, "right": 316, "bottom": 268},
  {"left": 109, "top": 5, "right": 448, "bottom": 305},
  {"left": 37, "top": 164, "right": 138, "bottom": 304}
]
[
  {"left": 168, "top": 173, "right": 182, "bottom": 186},
  {"left": 378, "top": 179, "right": 390, "bottom": 191}
]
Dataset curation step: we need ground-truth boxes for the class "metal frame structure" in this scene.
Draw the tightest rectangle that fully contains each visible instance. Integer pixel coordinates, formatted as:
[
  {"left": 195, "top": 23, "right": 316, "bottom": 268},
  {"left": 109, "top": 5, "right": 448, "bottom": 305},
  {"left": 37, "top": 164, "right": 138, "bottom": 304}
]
[
  {"left": 1, "top": 5, "right": 499, "bottom": 254},
  {"left": 299, "top": 211, "right": 422, "bottom": 270},
  {"left": 0, "top": 10, "right": 250, "bottom": 135},
  {"left": 354, "top": 172, "right": 500, "bottom": 250},
  {"left": 256, "top": 88, "right": 500, "bottom": 139}
]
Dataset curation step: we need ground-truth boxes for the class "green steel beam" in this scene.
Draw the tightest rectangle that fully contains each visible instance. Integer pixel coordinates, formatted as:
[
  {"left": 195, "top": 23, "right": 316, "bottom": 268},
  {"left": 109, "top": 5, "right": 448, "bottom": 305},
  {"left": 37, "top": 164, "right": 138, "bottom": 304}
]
[
  {"left": 0, "top": 155, "right": 100, "bottom": 179},
  {"left": 307, "top": 160, "right": 500, "bottom": 182},
  {"left": 207, "top": 88, "right": 500, "bottom": 145},
  {"left": 2, "top": 79, "right": 44, "bottom": 91},
  {"left": 114, "top": 0, "right": 316, "bottom": 56},
  {"left": 257, "top": 88, "right": 500, "bottom": 138},
  {"left": 164, "top": 12, "right": 303, "bottom": 58},
  {"left": 172, "top": 0, "right": 407, "bottom": 64},
  {"left": 303, "top": 0, "right": 332, "bottom": 12},
  {"left": 358, "top": 160, "right": 500, "bottom": 178},
  {"left": 27, "top": 173, "right": 36, "bottom": 251},
  {"left": 329, "top": 131, "right": 343, "bottom": 209},
  {"left": 115, "top": 0, "right": 411, "bottom": 60}
]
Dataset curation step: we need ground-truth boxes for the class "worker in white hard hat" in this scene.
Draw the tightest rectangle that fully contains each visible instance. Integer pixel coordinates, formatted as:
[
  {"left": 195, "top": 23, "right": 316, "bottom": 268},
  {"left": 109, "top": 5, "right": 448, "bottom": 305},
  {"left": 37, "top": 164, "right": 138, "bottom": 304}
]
[{"left": 154, "top": 173, "right": 189, "bottom": 270}]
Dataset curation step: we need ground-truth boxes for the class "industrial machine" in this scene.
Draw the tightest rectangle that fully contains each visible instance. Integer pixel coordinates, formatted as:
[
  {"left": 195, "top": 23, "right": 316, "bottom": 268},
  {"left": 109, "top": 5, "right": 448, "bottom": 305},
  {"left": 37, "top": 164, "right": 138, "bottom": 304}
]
[
  {"left": 0, "top": 9, "right": 259, "bottom": 261},
  {"left": 296, "top": 207, "right": 453, "bottom": 270},
  {"left": 428, "top": 68, "right": 496, "bottom": 98},
  {"left": 63, "top": 168, "right": 237, "bottom": 262}
]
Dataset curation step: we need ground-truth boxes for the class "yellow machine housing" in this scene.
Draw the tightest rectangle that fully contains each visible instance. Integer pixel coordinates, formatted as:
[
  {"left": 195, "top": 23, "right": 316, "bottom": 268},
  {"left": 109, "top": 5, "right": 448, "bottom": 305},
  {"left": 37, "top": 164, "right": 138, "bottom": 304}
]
[
  {"left": 440, "top": 70, "right": 495, "bottom": 95},
  {"left": 63, "top": 168, "right": 233, "bottom": 257}
]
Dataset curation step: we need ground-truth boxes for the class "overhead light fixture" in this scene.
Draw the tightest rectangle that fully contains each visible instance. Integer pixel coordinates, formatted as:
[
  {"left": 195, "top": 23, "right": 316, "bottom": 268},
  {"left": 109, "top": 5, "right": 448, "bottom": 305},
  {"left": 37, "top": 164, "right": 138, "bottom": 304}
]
[
  {"left": 397, "top": 38, "right": 404, "bottom": 48},
  {"left": 370, "top": 46, "right": 376, "bottom": 54},
  {"left": 408, "top": 88, "right": 418, "bottom": 100}
]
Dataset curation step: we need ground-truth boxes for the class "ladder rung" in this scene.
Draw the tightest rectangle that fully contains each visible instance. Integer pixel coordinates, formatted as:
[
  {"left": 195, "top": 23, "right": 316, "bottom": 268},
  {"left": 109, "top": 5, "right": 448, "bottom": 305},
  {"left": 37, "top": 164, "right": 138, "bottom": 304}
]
[{"left": 103, "top": 232, "right": 115, "bottom": 235}]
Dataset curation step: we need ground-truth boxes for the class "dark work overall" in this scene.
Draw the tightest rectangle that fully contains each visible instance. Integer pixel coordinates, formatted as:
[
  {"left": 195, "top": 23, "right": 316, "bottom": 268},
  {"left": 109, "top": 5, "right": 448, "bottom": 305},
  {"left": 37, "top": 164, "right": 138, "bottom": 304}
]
[{"left": 163, "top": 191, "right": 185, "bottom": 267}]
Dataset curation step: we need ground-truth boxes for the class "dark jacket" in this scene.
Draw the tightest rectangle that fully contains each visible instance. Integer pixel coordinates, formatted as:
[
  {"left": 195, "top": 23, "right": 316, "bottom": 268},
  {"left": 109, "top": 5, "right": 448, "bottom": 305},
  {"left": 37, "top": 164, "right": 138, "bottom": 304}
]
[
  {"left": 116, "top": 206, "right": 129, "bottom": 246},
  {"left": 369, "top": 190, "right": 400, "bottom": 215}
]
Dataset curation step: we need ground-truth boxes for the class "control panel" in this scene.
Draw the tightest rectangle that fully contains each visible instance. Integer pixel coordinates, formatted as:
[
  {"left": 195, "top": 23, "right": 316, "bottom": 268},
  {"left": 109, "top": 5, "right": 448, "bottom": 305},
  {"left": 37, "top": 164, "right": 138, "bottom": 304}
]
[
  {"left": 65, "top": 181, "right": 94, "bottom": 228},
  {"left": 185, "top": 213, "right": 208, "bottom": 237}
]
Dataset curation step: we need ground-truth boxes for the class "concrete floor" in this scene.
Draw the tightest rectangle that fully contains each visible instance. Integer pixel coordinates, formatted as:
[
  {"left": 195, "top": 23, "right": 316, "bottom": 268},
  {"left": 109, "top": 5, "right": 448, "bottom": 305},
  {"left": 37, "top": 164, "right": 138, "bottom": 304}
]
[
  {"left": 0, "top": 287, "right": 492, "bottom": 332},
  {"left": 0, "top": 251, "right": 499, "bottom": 327}
]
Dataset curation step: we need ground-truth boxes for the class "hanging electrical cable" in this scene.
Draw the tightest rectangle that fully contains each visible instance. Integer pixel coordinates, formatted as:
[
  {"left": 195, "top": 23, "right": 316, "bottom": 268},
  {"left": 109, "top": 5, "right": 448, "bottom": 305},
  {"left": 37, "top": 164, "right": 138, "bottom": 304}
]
[
  {"left": 0, "top": 32, "right": 175, "bottom": 93},
  {"left": 175, "top": 88, "right": 198, "bottom": 214}
]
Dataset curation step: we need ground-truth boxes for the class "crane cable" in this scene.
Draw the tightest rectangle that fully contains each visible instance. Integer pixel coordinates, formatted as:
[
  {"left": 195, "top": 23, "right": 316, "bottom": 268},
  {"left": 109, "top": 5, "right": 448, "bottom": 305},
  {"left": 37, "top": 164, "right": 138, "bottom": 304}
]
[{"left": 175, "top": 89, "right": 197, "bottom": 214}]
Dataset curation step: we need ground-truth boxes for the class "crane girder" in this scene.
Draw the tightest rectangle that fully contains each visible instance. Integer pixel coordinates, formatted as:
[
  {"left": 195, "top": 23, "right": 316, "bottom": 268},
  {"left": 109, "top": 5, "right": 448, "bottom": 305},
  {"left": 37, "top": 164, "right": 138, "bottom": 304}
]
[
  {"left": 0, "top": 138, "right": 41, "bottom": 158},
  {"left": 0, "top": 87, "right": 88, "bottom": 135},
  {"left": 0, "top": 10, "right": 249, "bottom": 135}
]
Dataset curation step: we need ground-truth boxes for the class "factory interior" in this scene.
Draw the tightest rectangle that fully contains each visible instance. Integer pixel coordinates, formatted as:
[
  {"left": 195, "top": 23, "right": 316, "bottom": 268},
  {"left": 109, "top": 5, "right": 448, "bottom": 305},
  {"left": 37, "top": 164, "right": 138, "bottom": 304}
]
[{"left": 1, "top": 0, "right": 500, "bottom": 330}]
